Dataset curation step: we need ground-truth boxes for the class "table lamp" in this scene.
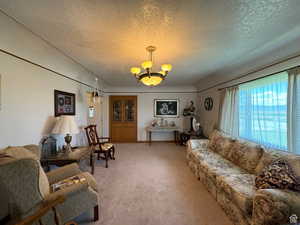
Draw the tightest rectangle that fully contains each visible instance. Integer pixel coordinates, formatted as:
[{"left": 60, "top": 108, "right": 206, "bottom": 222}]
[{"left": 52, "top": 115, "right": 79, "bottom": 153}]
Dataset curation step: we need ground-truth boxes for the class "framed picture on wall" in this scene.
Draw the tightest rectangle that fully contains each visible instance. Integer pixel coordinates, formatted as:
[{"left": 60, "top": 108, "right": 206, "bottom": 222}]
[
  {"left": 154, "top": 99, "right": 179, "bottom": 117},
  {"left": 54, "top": 90, "right": 76, "bottom": 117}
]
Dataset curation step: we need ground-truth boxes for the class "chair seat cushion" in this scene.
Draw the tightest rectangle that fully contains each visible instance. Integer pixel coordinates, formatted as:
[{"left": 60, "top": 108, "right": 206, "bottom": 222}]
[
  {"left": 101, "top": 143, "right": 113, "bottom": 151},
  {"left": 217, "top": 174, "right": 256, "bottom": 216},
  {"left": 94, "top": 143, "right": 113, "bottom": 152}
]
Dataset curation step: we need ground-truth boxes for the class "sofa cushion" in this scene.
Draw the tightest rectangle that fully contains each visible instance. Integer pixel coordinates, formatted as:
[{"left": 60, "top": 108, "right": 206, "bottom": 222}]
[
  {"left": 255, "top": 148, "right": 291, "bottom": 175},
  {"left": 217, "top": 174, "right": 256, "bottom": 216},
  {"left": 255, "top": 158, "right": 300, "bottom": 191},
  {"left": 197, "top": 150, "right": 248, "bottom": 182},
  {"left": 208, "top": 129, "right": 220, "bottom": 150},
  {"left": 208, "top": 130, "right": 234, "bottom": 158},
  {"left": 227, "top": 140, "right": 264, "bottom": 174},
  {"left": 284, "top": 155, "right": 300, "bottom": 177}
]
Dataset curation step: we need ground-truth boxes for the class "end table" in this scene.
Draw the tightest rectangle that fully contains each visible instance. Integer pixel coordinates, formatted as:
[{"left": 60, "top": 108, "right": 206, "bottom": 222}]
[{"left": 41, "top": 146, "right": 95, "bottom": 174}]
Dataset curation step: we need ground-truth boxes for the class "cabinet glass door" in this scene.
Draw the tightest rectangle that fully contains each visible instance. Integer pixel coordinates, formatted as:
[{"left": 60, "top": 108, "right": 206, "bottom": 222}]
[
  {"left": 124, "top": 100, "right": 135, "bottom": 121},
  {"left": 112, "top": 100, "right": 122, "bottom": 121}
]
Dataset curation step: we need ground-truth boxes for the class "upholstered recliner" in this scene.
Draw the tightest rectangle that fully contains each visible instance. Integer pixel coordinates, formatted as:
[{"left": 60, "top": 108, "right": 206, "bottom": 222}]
[{"left": 0, "top": 145, "right": 99, "bottom": 225}]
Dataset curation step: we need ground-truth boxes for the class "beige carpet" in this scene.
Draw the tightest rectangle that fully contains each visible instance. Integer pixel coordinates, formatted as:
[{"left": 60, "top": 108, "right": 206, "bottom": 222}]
[{"left": 76, "top": 143, "right": 233, "bottom": 225}]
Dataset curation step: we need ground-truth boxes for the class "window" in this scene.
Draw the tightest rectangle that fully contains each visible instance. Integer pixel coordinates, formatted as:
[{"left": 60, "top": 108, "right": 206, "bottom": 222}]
[{"left": 239, "top": 72, "right": 288, "bottom": 150}]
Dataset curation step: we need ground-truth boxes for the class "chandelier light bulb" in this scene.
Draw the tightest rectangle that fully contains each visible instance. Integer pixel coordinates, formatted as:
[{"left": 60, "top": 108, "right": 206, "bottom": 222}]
[
  {"left": 131, "top": 67, "right": 141, "bottom": 75},
  {"left": 141, "top": 61, "right": 153, "bottom": 70},
  {"left": 161, "top": 64, "right": 172, "bottom": 72}
]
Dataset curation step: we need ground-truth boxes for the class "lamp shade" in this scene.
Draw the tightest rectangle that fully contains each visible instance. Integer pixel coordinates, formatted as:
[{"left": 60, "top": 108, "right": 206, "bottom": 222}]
[{"left": 52, "top": 116, "right": 79, "bottom": 135}]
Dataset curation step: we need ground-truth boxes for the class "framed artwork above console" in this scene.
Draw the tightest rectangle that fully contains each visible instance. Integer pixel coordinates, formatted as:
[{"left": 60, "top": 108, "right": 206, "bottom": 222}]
[{"left": 154, "top": 99, "right": 179, "bottom": 118}]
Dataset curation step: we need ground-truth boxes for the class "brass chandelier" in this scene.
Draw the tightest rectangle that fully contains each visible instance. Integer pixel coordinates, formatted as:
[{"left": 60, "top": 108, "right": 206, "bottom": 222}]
[{"left": 130, "top": 46, "right": 172, "bottom": 86}]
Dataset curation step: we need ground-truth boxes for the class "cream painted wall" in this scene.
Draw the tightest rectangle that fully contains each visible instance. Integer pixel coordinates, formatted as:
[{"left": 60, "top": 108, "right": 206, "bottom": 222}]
[
  {"left": 0, "top": 12, "right": 97, "bottom": 148},
  {"left": 197, "top": 89, "right": 220, "bottom": 137},
  {"left": 101, "top": 86, "right": 198, "bottom": 141},
  {"left": 0, "top": 54, "right": 92, "bottom": 148}
]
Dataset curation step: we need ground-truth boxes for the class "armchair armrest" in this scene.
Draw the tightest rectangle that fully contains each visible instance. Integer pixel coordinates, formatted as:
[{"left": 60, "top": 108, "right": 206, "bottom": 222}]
[
  {"left": 14, "top": 195, "right": 65, "bottom": 225},
  {"left": 45, "top": 182, "right": 89, "bottom": 201},
  {"left": 46, "top": 163, "right": 81, "bottom": 185},
  {"left": 253, "top": 189, "right": 300, "bottom": 225}
]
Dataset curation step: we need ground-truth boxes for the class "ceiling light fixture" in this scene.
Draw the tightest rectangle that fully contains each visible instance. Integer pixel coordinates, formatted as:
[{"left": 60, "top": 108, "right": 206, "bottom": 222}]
[
  {"left": 130, "top": 46, "right": 172, "bottom": 86},
  {"left": 86, "top": 77, "right": 101, "bottom": 106}
]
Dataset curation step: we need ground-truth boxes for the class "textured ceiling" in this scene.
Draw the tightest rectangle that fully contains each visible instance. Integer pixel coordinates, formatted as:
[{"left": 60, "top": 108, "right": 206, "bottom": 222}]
[{"left": 1, "top": 0, "right": 300, "bottom": 87}]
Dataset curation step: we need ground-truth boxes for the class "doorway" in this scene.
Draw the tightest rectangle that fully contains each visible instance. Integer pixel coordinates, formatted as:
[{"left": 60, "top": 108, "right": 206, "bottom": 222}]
[{"left": 109, "top": 96, "right": 137, "bottom": 142}]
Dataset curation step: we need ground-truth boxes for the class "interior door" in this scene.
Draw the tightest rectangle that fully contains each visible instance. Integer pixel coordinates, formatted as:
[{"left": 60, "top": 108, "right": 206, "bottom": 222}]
[{"left": 110, "top": 96, "right": 137, "bottom": 142}]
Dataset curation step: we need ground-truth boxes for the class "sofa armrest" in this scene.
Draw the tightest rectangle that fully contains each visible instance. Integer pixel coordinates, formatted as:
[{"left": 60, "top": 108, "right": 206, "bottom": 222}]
[
  {"left": 46, "top": 163, "right": 82, "bottom": 184},
  {"left": 188, "top": 139, "right": 210, "bottom": 151},
  {"left": 44, "top": 182, "right": 89, "bottom": 202},
  {"left": 253, "top": 189, "right": 300, "bottom": 225}
]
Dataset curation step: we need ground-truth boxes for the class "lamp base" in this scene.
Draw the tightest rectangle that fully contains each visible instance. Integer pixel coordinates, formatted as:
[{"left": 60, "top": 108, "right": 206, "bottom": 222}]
[{"left": 64, "top": 134, "right": 73, "bottom": 154}]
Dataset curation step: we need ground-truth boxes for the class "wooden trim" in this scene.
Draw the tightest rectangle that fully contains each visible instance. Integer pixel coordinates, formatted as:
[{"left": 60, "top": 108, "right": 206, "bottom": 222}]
[
  {"left": 106, "top": 91, "right": 198, "bottom": 94},
  {"left": 137, "top": 140, "right": 175, "bottom": 143}
]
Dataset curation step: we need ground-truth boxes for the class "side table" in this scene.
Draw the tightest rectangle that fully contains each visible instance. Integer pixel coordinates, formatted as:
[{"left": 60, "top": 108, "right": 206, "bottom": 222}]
[
  {"left": 179, "top": 131, "right": 207, "bottom": 145},
  {"left": 41, "top": 146, "right": 95, "bottom": 174}
]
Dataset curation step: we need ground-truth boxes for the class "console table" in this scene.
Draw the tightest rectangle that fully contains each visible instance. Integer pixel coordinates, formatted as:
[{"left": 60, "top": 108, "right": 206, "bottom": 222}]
[{"left": 146, "top": 126, "right": 181, "bottom": 146}]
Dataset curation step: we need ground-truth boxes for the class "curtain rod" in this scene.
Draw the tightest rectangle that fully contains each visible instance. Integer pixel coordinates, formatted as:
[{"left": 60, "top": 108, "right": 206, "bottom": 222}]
[
  {"left": 105, "top": 91, "right": 198, "bottom": 94},
  {"left": 198, "top": 53, "right": 300, "bottom": 93},
  {"left": 218, "top": 65, "right": 300, "bottom": 91},
  {"left": 0, "top": 48, "right": 98, "bottom": 90}
]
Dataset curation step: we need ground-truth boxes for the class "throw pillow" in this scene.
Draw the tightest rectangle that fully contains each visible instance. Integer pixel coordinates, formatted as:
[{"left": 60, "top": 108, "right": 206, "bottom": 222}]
[{"left": 255, "top": 158, "right": 300, "bottom": 191}]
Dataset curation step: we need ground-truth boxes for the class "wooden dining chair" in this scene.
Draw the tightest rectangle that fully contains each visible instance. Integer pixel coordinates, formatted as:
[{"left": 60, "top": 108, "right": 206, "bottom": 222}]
[{"left": 84, "top": 125, "right": 115, "bottom": 168}]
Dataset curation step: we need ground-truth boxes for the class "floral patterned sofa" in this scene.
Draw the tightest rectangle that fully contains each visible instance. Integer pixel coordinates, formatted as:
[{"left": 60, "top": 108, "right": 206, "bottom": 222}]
[{"left": 187, "top": 130, "right": 300, "bottom": 225}]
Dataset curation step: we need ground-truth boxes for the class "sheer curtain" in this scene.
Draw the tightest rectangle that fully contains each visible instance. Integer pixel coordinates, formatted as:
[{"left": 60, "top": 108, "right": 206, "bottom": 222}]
[
  {"left": 219, "top": 86, "right": 239, "bottom": 137},
  {"left": 288, "top": 67, "right": 300, "bottom": 154},
  {"left": 239, "top": 72, "right": 288, "bottom": 150}
]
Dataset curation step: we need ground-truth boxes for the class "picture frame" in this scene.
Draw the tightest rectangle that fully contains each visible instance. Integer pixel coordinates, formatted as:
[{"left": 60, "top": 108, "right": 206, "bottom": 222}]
[
  {"left": 54, "top": 90, "right": 76, "bottom": 117},
  {"left": 154, "top": 99, "right": 179, "bottom": 117}
]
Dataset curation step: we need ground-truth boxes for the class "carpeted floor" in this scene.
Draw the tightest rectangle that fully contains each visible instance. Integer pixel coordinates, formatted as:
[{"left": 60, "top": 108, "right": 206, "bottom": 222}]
[{"left": 75, "top": 143, "right": 233, "bottom": 225}]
